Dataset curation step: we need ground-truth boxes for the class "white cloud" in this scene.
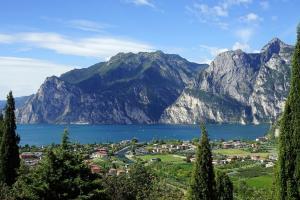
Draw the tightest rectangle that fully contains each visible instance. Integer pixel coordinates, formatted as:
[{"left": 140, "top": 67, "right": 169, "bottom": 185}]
[
  {"left": 0, "top": 32, "right": 154, "bottom": 60},
  {"left": 186, "top": 4, "right": 229, "bottom": 29},
  {"left": 186, "top": 0, "right": 252, "bottom": 29},
  {"left": 199, "top": 44, "right": 229, "bottom": 57},
  {"left": 0, "top": 57, "right": 73, "bottom": 99},
  {"left": 240, "top": 13, "right": 262, "bottom": 23},
  {"left": 193, "top": 4, "right": 228, "bottom": 17},
  {"left": 41, "top": 17, "right": 113, "bottom": 33},
  {"left": 0, "top": 34, "right": 14, "bottom": 43},
  {"left": 130, "top": 0, "right": 155, "bottom": 8},
  {"left": 232, "top": 42, "right": 250, "bottom": 51},
  {"left": 222, "top": 0, "right": 252, "bottom": 8},
  {"left": 235, "top": 28, "right": 254, "bottom": 42},
  {"left": 67, "top": 19, "right": 108, "bottom": 33}
]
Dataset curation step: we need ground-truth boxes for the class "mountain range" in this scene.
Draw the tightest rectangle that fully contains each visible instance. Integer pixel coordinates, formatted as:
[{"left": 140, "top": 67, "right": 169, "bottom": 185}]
[{"left": 15, "top": 38, "right": 294, "bottom": 124}]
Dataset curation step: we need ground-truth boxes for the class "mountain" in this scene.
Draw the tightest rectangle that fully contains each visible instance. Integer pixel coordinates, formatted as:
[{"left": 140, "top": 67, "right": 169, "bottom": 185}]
[
  {"left": 0, "top": 95, "right": 33, "bottom": 111},
  {"left": 17, "top": 51, "right": 207, "bottom": 124},
  {"left": 160, "top": 38, "right": 294, "bottom": 124}
]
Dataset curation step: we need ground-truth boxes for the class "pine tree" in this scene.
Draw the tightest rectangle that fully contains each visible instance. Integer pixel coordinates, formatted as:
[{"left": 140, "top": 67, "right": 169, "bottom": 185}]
[
  {"left": 215, "top": 171, "right": 233, "bottom": 200},
  {"left": 188, "top": 124, "right": 216, "bottom": 200},
  {"left": 277, "top": 23, "right": 300, "bottom": 200},
  {"left": 0, "top": 91, "right": 20, "bottom": 186}
]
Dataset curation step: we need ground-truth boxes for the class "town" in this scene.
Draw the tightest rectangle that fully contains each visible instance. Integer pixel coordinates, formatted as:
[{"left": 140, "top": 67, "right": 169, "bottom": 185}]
[{"left": 19, "top": 135, "right": 277, "bottom": 192}]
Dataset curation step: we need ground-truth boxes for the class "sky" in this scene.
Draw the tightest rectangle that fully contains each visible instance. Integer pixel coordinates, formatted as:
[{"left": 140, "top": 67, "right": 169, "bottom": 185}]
[{"left": 0, "top": 0, "right": 299, "bottom": 99}]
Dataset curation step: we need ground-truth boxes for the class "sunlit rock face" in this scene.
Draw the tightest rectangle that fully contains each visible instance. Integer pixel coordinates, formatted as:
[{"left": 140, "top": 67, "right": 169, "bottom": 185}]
[
  {"left": 160, "top": 38, "right": 294, "bottom": 124},
  {"left": 17, "top": 39, "right": 294, "bottom": 125}
]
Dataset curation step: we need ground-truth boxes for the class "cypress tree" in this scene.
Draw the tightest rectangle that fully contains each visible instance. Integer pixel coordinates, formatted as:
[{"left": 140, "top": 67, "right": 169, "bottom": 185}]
[
  {"left": 215, "top": 171, "right": 233, "bottom": 200},
  {"left": 277, "top": 23, "right": 300, "bottom": 199},
  {"left": 61, "top": 129, "right": 70, "bottom": 150},
  {"left": 0, "top": 91, "right": 20, "bottom": 186},
  {"left": 0, "top": 114, "right": 3, "bottom": 144},
  {"left": 188, "top": 124, "right": 216, "bottom": 200}
]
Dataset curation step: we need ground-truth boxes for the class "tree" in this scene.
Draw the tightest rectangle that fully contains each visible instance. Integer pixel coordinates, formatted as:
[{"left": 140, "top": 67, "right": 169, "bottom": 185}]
[
  {"left": 103, "top": 162, "right": 155, "bottom": 200},
  {"left": 277, "top": 23, "right": 300, "bottom": 200},
  {"left": 13, "top": 131, "right": 107, "bottom": 200},
  {"left": 215, "top": 171, "right": 233, "bottom": 200},
  {"left": 0, "top": 91, "right": 20, "bottom": 186},
  {"left": 0, "top": 113, "right": 3, "bottom": 144},
  {"left": 61, "top": 129, "right": 70, "bottom": 150},
  {"left": 128, "top": 162, "right": 155, "bottom": 200},
  {"left": 188, "top": 124, "right": 216, "bottom": 200}
]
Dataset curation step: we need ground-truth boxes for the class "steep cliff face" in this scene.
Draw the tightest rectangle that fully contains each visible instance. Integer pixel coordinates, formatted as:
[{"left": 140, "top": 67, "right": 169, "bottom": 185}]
[
  {"left": 17, "top": 39, "right": 293, "bottom": 125},
  {"left": 17, "top": 51, "right": 207, "bottom": 124},
  {"left": 17, "top": 76, "right": 83, "bottom": 124},
  {"left": 160, "top": 38, "right": 294, "bottom": 124}
]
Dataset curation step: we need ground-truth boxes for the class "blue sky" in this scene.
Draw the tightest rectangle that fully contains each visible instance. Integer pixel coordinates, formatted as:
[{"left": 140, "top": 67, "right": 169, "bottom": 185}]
[{"left": 0, "top": 0, "right": 299, "bottom": 99}]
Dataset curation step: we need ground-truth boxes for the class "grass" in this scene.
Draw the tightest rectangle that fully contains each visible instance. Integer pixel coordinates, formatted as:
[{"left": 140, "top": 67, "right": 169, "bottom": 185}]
[
  {"left": 136, "top": 154, "right": 186, "bottom": 163},
  {"left": 245, "top": 175, "right": 273, "bottom": 189},
  {"left": 136, "top": 154, "right": 191, "bottom": 190},
  {"left": 213, "top": 149, "right": 249, "bottom": 155},
  {"left": 213, "top": 148, "right": 270, "bottom": 159},
  {"left": 136, "top": 153, "right": 275, "bottom": 193},
  {"left": 151, "top": 162, "right": 193, "bottom": 190}
]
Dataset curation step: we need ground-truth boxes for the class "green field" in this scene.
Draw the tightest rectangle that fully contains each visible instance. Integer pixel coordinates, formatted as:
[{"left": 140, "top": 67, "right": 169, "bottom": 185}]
[
  {"left": 213, "top": 148, "right": 270, "bottom": 159},
  {"left": 245, "top": 175, "right": 273, "bottom": 189},
  {"left": 136, "top": 154, "right": 186, "bottom": 163}
]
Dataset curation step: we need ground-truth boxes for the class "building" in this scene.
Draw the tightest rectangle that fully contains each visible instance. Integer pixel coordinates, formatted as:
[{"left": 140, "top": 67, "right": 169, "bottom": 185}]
[
  {"left": 256, "top": 136, "right": 268, "bottom": 142},
  {"left": 117, "top": 169, "right": 126, "bottom": 176},
  {"left": 108, "top": 168, "right": 117, "bottom": 176},
  {"left": 265, "top": 162, "right": 275, "bottom": 168},
  {"left": 120, "top": 140, "right": 131, "bottom": 145},
  {"left": 150, "top": 158, "right": 161, "bottom": 162},
  {"left": 226, "top": 156, "right": 237, "bottom": 163},
  {"left": 90, "top": 164, "right": 102, "bottom": 174},
  {"left": 269, "top": 154, "right": 278, "bottom": 161},
  {"left": 222, "top": 142, "right": 234, "bottom": 149},
  {"left": 20, "top": 152, "right": 43, "bottom": 166},
  {"left": 91, "top": 148, "right": 109, "bottom": 158},
  {"left": 251, "top": 155, "right": 261, "bottom": 161}
]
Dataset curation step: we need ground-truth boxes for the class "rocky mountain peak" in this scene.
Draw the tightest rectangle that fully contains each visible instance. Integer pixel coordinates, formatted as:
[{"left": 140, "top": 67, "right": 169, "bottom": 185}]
[
  {"left": 261, "top": 37, "right": 289, "bottom": 53},
  {"left": 17, "top": 37, "right": 293, "bottom": 125}
]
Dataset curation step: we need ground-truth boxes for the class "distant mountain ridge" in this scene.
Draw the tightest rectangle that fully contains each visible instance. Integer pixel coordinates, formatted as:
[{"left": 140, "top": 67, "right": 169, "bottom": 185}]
[
  {"left": 0, "top": 95, "right": 33, "bottom": 110},
  {"left": 16, "top": 38, "right": 294, "bottom": 124},
  {"left": 17, "top": 51, "right": 207, "bottom": 124}
]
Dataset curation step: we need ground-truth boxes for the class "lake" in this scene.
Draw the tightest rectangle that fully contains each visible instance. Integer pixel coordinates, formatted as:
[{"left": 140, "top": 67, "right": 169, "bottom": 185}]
[{"left": 17, "top": 124, "right": 271, "bottom": 146}]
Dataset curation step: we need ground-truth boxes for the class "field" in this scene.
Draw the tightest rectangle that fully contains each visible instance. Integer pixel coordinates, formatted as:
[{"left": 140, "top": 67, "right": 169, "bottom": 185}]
[
  {"left": 245, "top": 175, "right": 273, "bottom": 189},
  {"left": 134, "top": 152, "right": 275, "bottom": 194},
  {"left": 136, "top": 154, "right": 186, "bottom": 163},
  {"left": 213, "top": 148, "right": 270, "bottom": 159}
]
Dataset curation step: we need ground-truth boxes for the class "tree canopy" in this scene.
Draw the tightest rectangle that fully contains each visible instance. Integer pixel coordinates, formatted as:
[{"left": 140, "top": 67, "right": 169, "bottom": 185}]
[
  {"left": 277, "top": 23, "right": 300, "bottom": 199},
  {"left": 188, "top": 124, "right": 216, "bottom": 200},
  {"left": 0, "top": 91, "right": 20, "bottom": 186}
]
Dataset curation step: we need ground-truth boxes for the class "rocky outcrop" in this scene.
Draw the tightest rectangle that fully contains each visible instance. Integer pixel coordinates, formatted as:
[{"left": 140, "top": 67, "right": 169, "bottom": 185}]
[
  {"left": 17, "top": 39, "right": 294, "bottom": 124},
  {"left": 17, "top": 51, "right": 207, "bottom": 124},
  {"left": 160, "top": 38, "right": 294, "bottom": 124}
]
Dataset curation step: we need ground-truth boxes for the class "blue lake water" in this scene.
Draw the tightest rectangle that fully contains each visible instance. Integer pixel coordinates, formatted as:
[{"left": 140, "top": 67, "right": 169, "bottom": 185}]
[{"left": 17, "top": 124, "right": 271, "bottom": 146}]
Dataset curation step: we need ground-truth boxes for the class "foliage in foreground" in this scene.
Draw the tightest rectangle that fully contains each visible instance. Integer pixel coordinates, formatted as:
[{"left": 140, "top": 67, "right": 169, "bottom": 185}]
[
  {"left": 188, "top": 124, "right": 233, "bottom": 200},
  {"left": 277, "top": 23, "right": 300, "bottom": 200},
  {"left": 0, "top": 92, "right": 20, "bottom": 186},
  {"left": 12, "top": 130, "right": 107, "bottom": 200}
]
